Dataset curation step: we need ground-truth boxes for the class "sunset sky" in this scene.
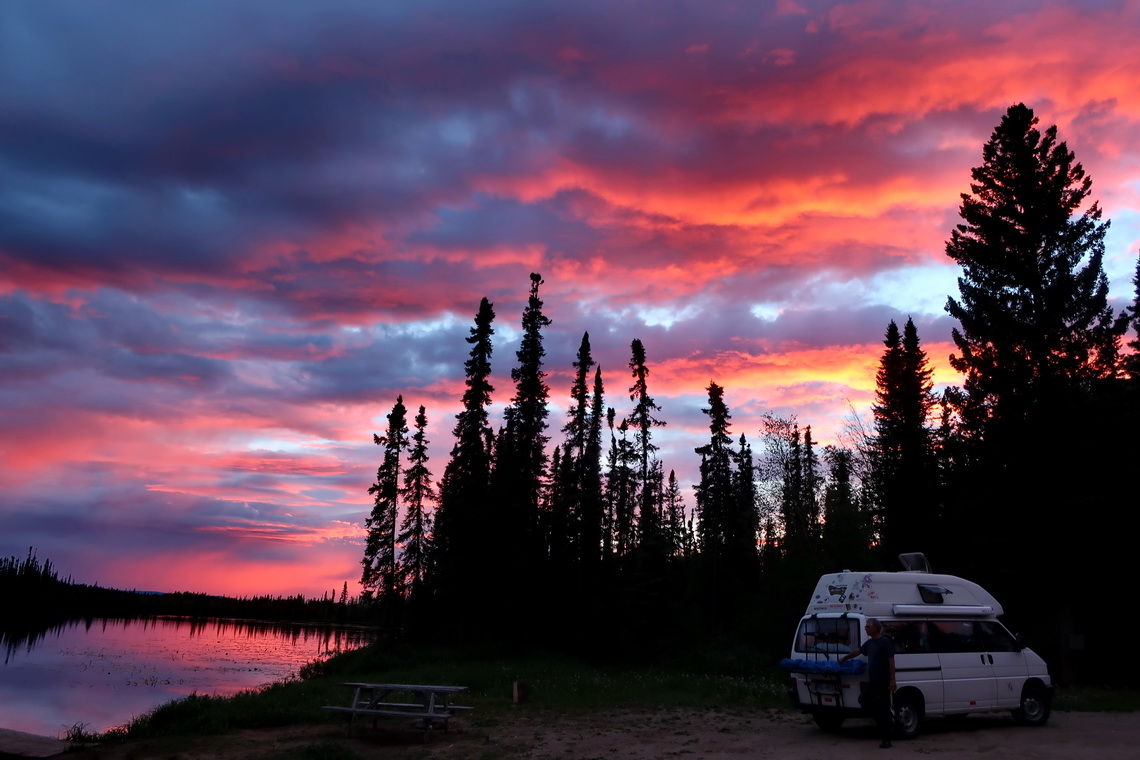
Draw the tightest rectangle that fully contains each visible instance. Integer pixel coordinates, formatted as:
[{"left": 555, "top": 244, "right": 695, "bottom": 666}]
[{"left": 2, "top": 1, "right": 1138, "bottom": 599}]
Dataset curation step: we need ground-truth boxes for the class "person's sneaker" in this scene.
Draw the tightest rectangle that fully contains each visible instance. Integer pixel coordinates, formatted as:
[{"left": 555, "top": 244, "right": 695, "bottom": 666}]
[{"left": 880, "top": 740, "right": 892, "bottom": 748}]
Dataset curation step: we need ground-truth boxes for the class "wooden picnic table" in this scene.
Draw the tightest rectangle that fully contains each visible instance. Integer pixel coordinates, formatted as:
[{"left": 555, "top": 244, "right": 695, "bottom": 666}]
[{"left": 323, "top": 682, "right": 472, "bottom": 734}]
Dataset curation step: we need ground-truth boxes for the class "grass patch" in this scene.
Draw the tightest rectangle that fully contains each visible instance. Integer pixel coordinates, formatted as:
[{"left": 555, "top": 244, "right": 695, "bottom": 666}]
[
  {"left": 102, "top": 645, "right": 787, "bottom": 743},
  {"left": 1055, "top": 687, "right": 1140, "bottom": 712},
  {"left": 307, "top": 644, "right": 789, "bottom": 712}
]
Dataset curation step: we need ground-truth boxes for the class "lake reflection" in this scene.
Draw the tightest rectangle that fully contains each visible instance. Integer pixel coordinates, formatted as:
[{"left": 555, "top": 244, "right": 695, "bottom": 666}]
[{"left": 1, "top": 616, "right": 373, "bottom": 737}]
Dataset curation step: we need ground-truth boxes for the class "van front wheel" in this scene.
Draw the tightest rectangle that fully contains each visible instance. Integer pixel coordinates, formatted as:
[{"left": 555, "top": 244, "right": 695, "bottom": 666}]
[
  {"left": 1013, "top": 684, "right": 1051, "bottom": 726},
  {"left": 893, "top": 692, "right": 923, "bottom": 739}
]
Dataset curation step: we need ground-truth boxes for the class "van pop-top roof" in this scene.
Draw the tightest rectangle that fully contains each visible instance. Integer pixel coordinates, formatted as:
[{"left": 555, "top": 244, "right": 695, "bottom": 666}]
[{"left": 805, "top": 569, "right": 1004, "bottom": 618}]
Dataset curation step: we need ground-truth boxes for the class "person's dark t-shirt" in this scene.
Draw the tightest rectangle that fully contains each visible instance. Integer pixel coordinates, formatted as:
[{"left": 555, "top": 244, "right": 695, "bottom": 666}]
[{"left": 860, "top": 636, "right": 896, "bottom": 684}]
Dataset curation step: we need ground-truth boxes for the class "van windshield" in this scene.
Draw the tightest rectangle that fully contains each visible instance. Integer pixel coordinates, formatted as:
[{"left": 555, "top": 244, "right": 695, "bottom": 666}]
[{"left": 795, "top": 617, "right": 860, "bottom": 655}]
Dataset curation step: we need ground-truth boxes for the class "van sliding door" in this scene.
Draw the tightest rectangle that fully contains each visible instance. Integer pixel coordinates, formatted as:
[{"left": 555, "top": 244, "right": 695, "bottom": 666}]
[{"left": 929, "top": 620, "right": 997, "bottom": 712}]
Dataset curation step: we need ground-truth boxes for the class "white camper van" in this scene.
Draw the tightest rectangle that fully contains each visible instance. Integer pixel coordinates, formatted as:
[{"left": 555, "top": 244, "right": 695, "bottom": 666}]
[{"left": 783, "top": 555, "right": 1053, "bottom": 738}]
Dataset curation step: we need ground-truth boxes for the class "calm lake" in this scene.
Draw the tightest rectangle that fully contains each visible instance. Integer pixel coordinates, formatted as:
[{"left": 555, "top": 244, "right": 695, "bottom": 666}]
[{"left": 1, "top": 616, "right": 374, "bottom": 738}]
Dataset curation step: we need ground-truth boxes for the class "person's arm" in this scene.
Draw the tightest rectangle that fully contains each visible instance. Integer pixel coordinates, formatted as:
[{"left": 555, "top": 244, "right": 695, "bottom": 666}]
[{"left": 888, "top": 655, "right": 897, "bottom": 691}]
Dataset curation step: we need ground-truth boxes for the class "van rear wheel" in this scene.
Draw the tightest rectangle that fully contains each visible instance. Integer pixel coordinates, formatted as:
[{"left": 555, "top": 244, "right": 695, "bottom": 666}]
[
  {"left": 893, "top": 692, "right": 923, "bottom": 739},
  {"left": 1013, "top": 683, "right": 1051, "bottom": 726}
]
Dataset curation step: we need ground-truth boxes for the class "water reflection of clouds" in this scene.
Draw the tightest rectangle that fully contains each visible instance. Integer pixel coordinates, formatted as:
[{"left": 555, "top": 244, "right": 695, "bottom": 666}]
[{"left": 0, "top": 617, "right": 373, "bottom": 737}]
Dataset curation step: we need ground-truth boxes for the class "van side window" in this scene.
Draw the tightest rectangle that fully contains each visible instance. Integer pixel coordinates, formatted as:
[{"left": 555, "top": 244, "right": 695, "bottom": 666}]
[
  {"left": 795, "top": 617, "right": 861, "bottom": 655},
  {"left": 976, "top": 620, "right": 1020, "bottom": 652},
  {"left": 928, "top": 620, "right": 983, "bottom": 653},
  {"left": 881, "top": 621, "right": 929, "bottom": 653}
]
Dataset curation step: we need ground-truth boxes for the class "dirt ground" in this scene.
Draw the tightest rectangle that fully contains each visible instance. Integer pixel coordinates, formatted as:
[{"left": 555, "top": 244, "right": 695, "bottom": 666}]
[{"left": 73, "top": 708, "right": 1138, "bottom": 760}]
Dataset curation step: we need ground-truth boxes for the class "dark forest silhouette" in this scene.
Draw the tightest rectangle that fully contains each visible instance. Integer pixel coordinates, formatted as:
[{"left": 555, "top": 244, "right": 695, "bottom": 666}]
[
  {"left": 360, "top": 104, "right": 1140, "bottom": 685},
  {"left": 2, "top": 547, "right": 376, "bottom": 654}
]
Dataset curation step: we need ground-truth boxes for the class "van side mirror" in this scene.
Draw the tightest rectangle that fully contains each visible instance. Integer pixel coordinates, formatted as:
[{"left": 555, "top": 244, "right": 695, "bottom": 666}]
[{"left": 1014, "top": 633, "right": 1026, "bottom": 650}]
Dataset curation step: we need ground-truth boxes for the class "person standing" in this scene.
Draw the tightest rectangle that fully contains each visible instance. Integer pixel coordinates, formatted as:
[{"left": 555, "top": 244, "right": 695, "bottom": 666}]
[{"left": 841, "top": 617, "right": 897, "bottom": 748}]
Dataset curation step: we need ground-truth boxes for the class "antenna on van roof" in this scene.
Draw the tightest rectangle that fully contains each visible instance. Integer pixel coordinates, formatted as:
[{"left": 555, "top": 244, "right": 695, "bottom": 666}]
[{"left": 898, "top": 553, "right": 931, "bottom": 572}]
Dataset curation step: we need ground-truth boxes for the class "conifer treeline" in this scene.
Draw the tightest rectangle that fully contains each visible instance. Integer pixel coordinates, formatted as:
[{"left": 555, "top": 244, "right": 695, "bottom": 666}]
[
  {"left": 2, "top": 548, "right": 377, "bottom": 635},
  {"left": 362, "top": 105, "right": 1140, "bottom": 681}
]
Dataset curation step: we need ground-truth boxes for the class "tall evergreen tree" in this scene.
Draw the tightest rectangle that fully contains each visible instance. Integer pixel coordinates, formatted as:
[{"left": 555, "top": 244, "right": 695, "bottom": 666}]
[
  {"left": 362, "top": 396, "right": 409, "bottom": 604},
  {"left": 490, "top": 273, "right": 553, "bottom": 628},
  {"left": 581, "top": 367, "right": 606, "bottom": 570},
  {"left": 603, "top": 406, "right": 619, "bottom": 559},
  {"left": 564, "top": 333, "right": 596, "bottom": 460},
  {"left": 560, "top": 332, "right": 596, "bottom": 570},
  {"left": 434, "top": 298, "right": 495, "bottom": 616},
  {"left": 496, "top": 274, "right": 553, "bottom": 567},
  {"left": 781, "top": 422, "right": 809, "bottom": 557},
  {"left": 756, "top": 413, "right": 819, "bottom": 561},
  {"left": 1126, "top": 253, "right": 1140, "bottom": 381},
  {"left": 729, "top": 433, "right": 760, "bottom": 580},
  {"left": 694, "top": 382, "right": 734, "bottom": 566},
  {"left": 946, "top": 103, "right": 1125, "bottom": 429},
  {"left": 626, "top": 339, "right": 666, "bottom": 540},
  {"left": 662, "top": 469, "right": 688, "bottom": 557},
  {"left": 398, "top": 404, "right": 435, "bottom": 602},
  {"left": 801, "top": 426, "right": 821, "bottom": 537},
  {"left": 871, "top": 318, "right": 937, "bottom": 559},
  {"left": 606, "top": 412, "right": 637, "bottom": 557},
  {"left": 821, "top": 445, "right": 871, "bottom": 570},
  {"left": 546, "top": 444, "right": 570, "bottom": 571},
  {"left": 694, "top": 382, "right": 758, "bottom": 623},
  {"left": 942, "top": 104, "right": 1129, "bottom": 666}
]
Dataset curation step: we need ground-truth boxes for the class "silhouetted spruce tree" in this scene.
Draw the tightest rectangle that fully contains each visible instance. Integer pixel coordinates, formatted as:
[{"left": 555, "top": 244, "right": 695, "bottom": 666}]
[
  {"left": 802, "top": 426, "right": 821, "bottom": 537},
  {"left": 755, "top": 414, "right": 826, "bottom": 647},
  {"left": 494, "top": 273, "right": 553, "bottom": 620},
  {"left": 581, "top": 366, "right": 606, "bottom": 573},
  {"left": 946, "top": 103, "right": 1125, "bottom": 432},
  {"left": 606, "top": 412, "right": 638, "bottom": 558},
  {"left": 362, "top": 396, "right": 409, "bottom": 605},
  {"left": 756, "top": 413, "right": 821, "bottom": 563},
  {"left": 821, "top": 445, "right": 872, "bottom": 570},
  {"left": 780, "top": 421, "right": 810, "bottom": 558},
  {"left": 871, "top": 318, "right": 937, "bottom": 560},
  {"left": 602, "top": 407, "right": 619, "bottom": 558},
  {"left": 546, "top": 445, "right": 570, "bottom": 573},
  {"left": 564, "top": 333, "right": 595, "bottom": 460},
  {"left": 1127, "top": 253, "right": 1140, "bottom": 382},
  {"left": 398, "top": 404, "right": 435, "bottom": 604},
  {"left": 560, "top": 333, "right": 595, "bottom": 572},
  {"left": 434, "top": 298, "right": 495, "bottom": 628},
  {"left": 728, "top": 433, "right": 760, "bottom": 585},
  {"left": 662, "top": 469, "right": 688, "bottom": 557},
  {"left": 694, "top": 382, "right": 758, "bottom": 624},
  {"left": 694, "top": 383, "right": 734, "bottom": 572},
  {"left": 943, "top": 103, "right": 1129, "bottom": 668},
  {"left": 626, "top": 339, "right": 666, "bottom": 542}
]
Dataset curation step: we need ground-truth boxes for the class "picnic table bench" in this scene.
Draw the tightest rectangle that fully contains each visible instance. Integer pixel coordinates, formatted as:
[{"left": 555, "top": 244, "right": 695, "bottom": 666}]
[{"left": 324, "top": 682, "right": 472, "bottom": 734}]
